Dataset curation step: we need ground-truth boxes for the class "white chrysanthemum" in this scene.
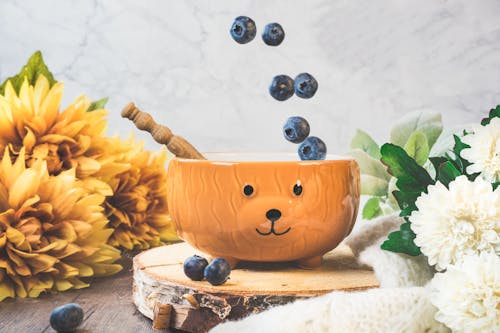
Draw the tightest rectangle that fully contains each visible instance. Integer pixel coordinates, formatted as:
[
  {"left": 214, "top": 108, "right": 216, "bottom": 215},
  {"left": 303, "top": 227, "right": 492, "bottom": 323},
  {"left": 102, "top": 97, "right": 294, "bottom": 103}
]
[
  {"left": 460, "top": 117, "right": 500, "bottom": 183},
  {"left": 430, "top": 253, "right": 500, "bottom": 333},
  {"left": 410, "top": 175, "right": 499, "bottom": 271}
]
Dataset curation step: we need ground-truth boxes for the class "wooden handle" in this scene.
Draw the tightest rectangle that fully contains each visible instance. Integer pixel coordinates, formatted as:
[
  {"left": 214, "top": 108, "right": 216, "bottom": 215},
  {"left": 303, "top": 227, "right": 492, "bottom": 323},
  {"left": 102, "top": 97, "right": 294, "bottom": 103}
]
[{"left": 121, "top": 102, "right": 205, "bottom": 160}]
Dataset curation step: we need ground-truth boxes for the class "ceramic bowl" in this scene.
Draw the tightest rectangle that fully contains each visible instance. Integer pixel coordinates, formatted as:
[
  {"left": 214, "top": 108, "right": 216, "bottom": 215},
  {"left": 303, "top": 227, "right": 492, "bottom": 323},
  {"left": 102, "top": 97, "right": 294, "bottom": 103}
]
[{"left": 166, "top": 153, "right": 360, "bottom": 268}]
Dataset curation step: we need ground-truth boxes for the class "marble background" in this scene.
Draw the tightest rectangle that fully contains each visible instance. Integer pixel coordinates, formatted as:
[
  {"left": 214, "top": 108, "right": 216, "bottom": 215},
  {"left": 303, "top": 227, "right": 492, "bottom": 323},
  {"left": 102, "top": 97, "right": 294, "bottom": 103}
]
[{"left": 1, "top": 0, "right": 499, "bottom": 154}]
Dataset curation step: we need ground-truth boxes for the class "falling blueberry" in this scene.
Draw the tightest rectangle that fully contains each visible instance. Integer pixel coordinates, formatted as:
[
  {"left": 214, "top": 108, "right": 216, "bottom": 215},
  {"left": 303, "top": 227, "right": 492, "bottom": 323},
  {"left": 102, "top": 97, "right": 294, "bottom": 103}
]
[
  {"left": 262, "top": 22, "right": 285, "bottom": 46},
  {"left": 283, "top": 116, "right": 310, "bottom": 143},
  {"left": 294, "top": 73, "right": 318, "bottom": 99},
  {"left": 230, "top": 16, "right": 257, "bottom": 44},
  {"left": 50, "top": 303, "right": 84, "bottom": 333},
  {"left": 204, "top": 258, "right": 231, "bottom": 286},
  {"left": 269, "top": 75, "right": 294, "bottom": 101},
  {"left": 298, "top": 136, "right": 327, "bottom": 160},
  {"left": 184, "top": 255, "right": 209, "bottom": 281}
]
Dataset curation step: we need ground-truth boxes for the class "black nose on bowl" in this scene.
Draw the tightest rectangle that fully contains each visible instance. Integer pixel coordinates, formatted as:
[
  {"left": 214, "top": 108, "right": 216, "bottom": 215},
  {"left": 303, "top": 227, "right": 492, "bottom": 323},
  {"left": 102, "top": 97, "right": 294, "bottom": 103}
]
[{"left": 266, "top": 209, "right": 282, "bottom": 222}]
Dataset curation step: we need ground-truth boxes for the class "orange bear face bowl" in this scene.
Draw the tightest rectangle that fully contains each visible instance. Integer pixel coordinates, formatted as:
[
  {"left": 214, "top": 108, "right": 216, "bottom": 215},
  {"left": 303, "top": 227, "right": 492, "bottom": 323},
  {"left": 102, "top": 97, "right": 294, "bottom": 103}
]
[{"left": 166, "top": 153, "right": 360, "bottom": 268}]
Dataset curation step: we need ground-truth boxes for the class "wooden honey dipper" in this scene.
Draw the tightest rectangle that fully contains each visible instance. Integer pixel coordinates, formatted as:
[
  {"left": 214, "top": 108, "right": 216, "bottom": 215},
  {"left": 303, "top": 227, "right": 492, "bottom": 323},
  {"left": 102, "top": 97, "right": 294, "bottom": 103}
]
[{"left": 121, "top": 102, "right": 205, "bottom": 160}]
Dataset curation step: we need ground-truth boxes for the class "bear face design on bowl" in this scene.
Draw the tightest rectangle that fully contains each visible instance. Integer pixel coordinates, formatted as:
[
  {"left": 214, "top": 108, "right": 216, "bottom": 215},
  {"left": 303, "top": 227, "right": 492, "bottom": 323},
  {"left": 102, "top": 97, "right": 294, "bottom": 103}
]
[{"left": 166, "top": 153, "right": 360, "bottom": 268}]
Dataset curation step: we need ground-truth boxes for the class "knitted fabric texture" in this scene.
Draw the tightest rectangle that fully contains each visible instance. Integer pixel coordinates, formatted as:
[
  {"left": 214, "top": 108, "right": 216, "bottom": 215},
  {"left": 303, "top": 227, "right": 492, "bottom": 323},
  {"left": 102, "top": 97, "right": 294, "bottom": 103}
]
[{"left": 211, "top": 214, "right": 448, "bottom": 333}]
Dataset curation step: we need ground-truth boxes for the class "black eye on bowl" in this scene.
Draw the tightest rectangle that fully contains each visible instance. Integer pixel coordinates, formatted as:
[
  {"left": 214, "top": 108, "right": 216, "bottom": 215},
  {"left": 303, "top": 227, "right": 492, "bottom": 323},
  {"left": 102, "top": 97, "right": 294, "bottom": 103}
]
[
  {"left": 243, "top": 184, "right": 254, "bottom": 196},
  {"left": 293, "top": 183, "right": 303, "bottom": 196}
]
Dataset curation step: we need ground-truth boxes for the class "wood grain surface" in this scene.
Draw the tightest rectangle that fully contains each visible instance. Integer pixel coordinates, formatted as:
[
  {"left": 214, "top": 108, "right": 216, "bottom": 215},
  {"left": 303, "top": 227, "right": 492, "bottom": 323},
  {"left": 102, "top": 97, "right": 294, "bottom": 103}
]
[
  {"left": 0, "top": 254, "right": 175, "bottom": 333},
  {"left": 0, "top": 242, "right": 378, "bottom": 333},
  {"left": 133, "top": 242, "right": 379, "bottom": 332},
  {"left": 135, "top": 242, "right": 378, "bottom": 296}
]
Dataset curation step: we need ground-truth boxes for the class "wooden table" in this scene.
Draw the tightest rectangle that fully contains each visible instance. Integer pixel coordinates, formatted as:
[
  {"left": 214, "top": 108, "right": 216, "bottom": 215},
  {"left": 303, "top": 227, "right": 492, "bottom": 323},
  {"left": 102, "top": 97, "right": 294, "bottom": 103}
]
[
  {"left": 1, "top": 244, "right": 378, "bottom": 333},
  {"left": 134, "top": 243, "right": 378, "bottom": 332},
  {"left": 0, "top": 254, "right": 169, "bottom": 333}
]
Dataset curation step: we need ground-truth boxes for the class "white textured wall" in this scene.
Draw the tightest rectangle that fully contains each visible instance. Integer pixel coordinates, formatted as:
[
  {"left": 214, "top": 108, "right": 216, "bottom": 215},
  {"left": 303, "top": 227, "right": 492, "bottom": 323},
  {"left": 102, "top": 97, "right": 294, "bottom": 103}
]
[{"left": 1, "top": 0, "right": 499, "bottom": 154}]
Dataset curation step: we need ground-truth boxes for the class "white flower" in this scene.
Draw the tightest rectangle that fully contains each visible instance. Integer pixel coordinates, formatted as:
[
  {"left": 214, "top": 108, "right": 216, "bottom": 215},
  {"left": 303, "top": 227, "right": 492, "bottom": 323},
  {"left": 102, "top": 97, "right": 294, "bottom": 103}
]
[
  {"left": 410, "top": 175, "right": 499, "bottom": 271},
  {"left": 430, "top": 253, "right": 500, "bottom": 333},
  {"left": 460, "top": 117, "right": 500, "bottom": 183}
]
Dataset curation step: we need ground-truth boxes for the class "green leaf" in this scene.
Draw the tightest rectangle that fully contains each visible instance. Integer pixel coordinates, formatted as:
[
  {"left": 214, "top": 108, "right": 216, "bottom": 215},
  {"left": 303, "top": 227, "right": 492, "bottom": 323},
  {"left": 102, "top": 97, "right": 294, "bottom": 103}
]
[
  {"left": 429, "top": 156, "right": 447, "bottom": 173},
  {"left": 386, "top": 177, "right": 399, "bottom": 210},
  {"left": 481, "top": 105, "right": 500, "bottom": 126},
  {"left": 0, "top": 51, "right": 56, "bottom": 95},
  {"left": 362, "top": 197, "right": 384, "bottom": 220},
  {"left": 390, "top": 111, "right": 443, "bottom": 149},
  {"left": 493, "top": 182, "right": 499, "bottom": 191},
  {"left": 381, "top": 221, "right": 421, "bottom": 256},
  {"left": 361, "top": 174, "right": 388, "bottom": 196},
  {"left": 350, "top": 129, "right": 381, "bottom": 159},
  {"left": 380, "top": 143, "right": 434, "bottom": 194},
  {"left": 403, "top": 131, "right": 429, "bottom": 166},
  {"left": 87, "top": 97, "right": 109, "bottom": 112},
  {"left": 392, "top": 190, "right": 420, "bottom": 217},
  {"left": 451, "top": 135, "right": 480, "bottom": 180},
  {"left": 453, "top": 134, "right": 470, "bottom": 156},
  {"left": 449, "top": 139, "right": 479, "bottom": 181},
  {"left": 349, "top": 149, "right": 391, "bottom": 181},
  {"left": 435, "top": 161, "right": 461, "bottom": 187},
  {"left": 429, "top": 125, "right": 473, "bottom": 157}
]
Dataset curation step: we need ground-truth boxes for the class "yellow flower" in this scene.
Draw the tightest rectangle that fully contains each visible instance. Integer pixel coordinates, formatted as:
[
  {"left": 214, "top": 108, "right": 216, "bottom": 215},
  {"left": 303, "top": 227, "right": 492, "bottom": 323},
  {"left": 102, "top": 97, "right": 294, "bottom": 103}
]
[
  {"left": 0, "top": 148, "right": 122, "bottom": 301},
  {"left": 103, "top": 137, "right": 179, "bottom": 250},
  {"left": 0, "top": 74, "right": 178, "bottom": 255},
  {"left": 0, "top": 75, "right": 116, "bottom": 183}
]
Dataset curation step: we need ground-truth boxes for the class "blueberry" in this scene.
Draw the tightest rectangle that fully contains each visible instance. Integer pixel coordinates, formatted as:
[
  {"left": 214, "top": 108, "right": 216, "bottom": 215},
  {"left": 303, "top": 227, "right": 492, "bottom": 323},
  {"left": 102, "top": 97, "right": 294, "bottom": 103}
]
[
  {"left": 283, "top": 116, "right": 310, "bottom": 144},
  {"left": 49, "top": 303, "right": 84, "bottom": 333},
  {"left": 294, "top": 73, "right": 318, "bottom": 99},
  {"left": 269, "top": 75, "right": 294, "bottom": 101},
  {"left": 298, "top": 136, "right": 327, "bottom": 160},
  {"left": 204, "top": 258, "right": 231, "bottom": 286},
  {"left": 184, "top": 255, "right": 209, "bottom": 281},
  {"left": 230, "top": 16, "right": 256, "bottom": 44},
  {"left": 262, "top": 22, "right": 285, "bottom": 46}
]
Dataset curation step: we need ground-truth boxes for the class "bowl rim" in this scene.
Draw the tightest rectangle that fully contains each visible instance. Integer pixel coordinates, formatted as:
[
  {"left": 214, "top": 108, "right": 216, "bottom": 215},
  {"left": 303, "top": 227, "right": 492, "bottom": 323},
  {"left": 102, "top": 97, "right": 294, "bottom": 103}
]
[{"left": 173, "top": 152, "right": 356, "bottom": 164}]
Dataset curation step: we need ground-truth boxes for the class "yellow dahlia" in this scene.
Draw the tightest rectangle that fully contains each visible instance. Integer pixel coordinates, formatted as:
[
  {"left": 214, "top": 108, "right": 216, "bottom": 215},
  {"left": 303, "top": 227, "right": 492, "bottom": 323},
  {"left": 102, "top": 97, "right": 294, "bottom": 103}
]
[
  {"left": 0, "top": 71, "right": 179, "bottom": 253},
  {"left": 0, "top": 75, "right": 112, "bottom": 180},
  {"left": 102, "top": 137, "right": 179, "bottom": 250},
  {"left": 0, "top": 148, "right": 122, "bottom": 301}
]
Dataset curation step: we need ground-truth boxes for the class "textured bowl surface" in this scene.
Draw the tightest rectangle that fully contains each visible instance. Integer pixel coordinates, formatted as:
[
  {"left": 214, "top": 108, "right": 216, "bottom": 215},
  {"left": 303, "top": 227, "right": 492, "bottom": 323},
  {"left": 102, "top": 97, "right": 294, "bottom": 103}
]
[{"left": 166, "top": 153, "right": 360, "bottom": 265}]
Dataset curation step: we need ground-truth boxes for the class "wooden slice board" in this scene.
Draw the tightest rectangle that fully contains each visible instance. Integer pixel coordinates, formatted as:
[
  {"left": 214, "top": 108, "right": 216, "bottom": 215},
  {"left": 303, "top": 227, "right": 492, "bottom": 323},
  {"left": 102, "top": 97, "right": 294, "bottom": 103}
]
[{"left": 133, "top": 242, "right": 378, "bottom": 332}]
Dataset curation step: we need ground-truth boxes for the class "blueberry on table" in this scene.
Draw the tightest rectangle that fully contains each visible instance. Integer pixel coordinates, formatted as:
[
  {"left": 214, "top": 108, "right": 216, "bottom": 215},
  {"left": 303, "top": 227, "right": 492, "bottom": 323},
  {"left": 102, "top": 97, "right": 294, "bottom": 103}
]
[
  {"left": 283, "top": 116, "right": 310, "bottom": 143},
  {"left": 294, "top": 73, "right": 318, "bottom": 99},
  {"left": 230, "top": 16, "right": 257, "bottom": 44},
  {"left": 204, "top": 258, "right": 231, "bottom": 286},
  {"left": 262, "top": 22, "right": 285, "bottom": 46},
  {"left": 49, "top": 303, "right": 84, "bottom": 333},
  {"left": 184, "top": 255, "right": 209, "bottom": 281},
  {"left": 269, "top": 75, "right": 295, "bottom": 101},
  {"left": 298, "top": 136, "right": 327, "bottom": 160}
]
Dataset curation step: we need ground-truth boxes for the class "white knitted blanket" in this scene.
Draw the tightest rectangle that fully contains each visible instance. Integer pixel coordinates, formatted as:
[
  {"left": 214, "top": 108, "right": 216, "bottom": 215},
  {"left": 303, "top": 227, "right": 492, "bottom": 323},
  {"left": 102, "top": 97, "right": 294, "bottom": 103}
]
[{"left": 211, "top": 214, "right": 450, "bottom": 333}]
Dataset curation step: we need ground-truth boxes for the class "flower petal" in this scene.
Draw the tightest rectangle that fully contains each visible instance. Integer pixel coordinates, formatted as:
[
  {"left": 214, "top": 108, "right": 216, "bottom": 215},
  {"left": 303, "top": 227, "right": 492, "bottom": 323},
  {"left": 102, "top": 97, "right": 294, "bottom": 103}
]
[{"left": 39, "top": 81, "right": 63, "bottom": 129}]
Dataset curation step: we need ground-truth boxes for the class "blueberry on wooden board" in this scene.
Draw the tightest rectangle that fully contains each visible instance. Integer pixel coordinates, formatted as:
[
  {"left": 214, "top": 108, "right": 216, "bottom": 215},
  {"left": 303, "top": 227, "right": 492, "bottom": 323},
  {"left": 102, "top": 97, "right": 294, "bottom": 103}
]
[
  {"left": 184, "top": 255, "right": 209, "bottom": 281},
  {"left": 204, "top": 258, "right": 231, "bottom": 286},
  {"left": 50, "top": 303, "right": 84, "bottom": 333}
]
